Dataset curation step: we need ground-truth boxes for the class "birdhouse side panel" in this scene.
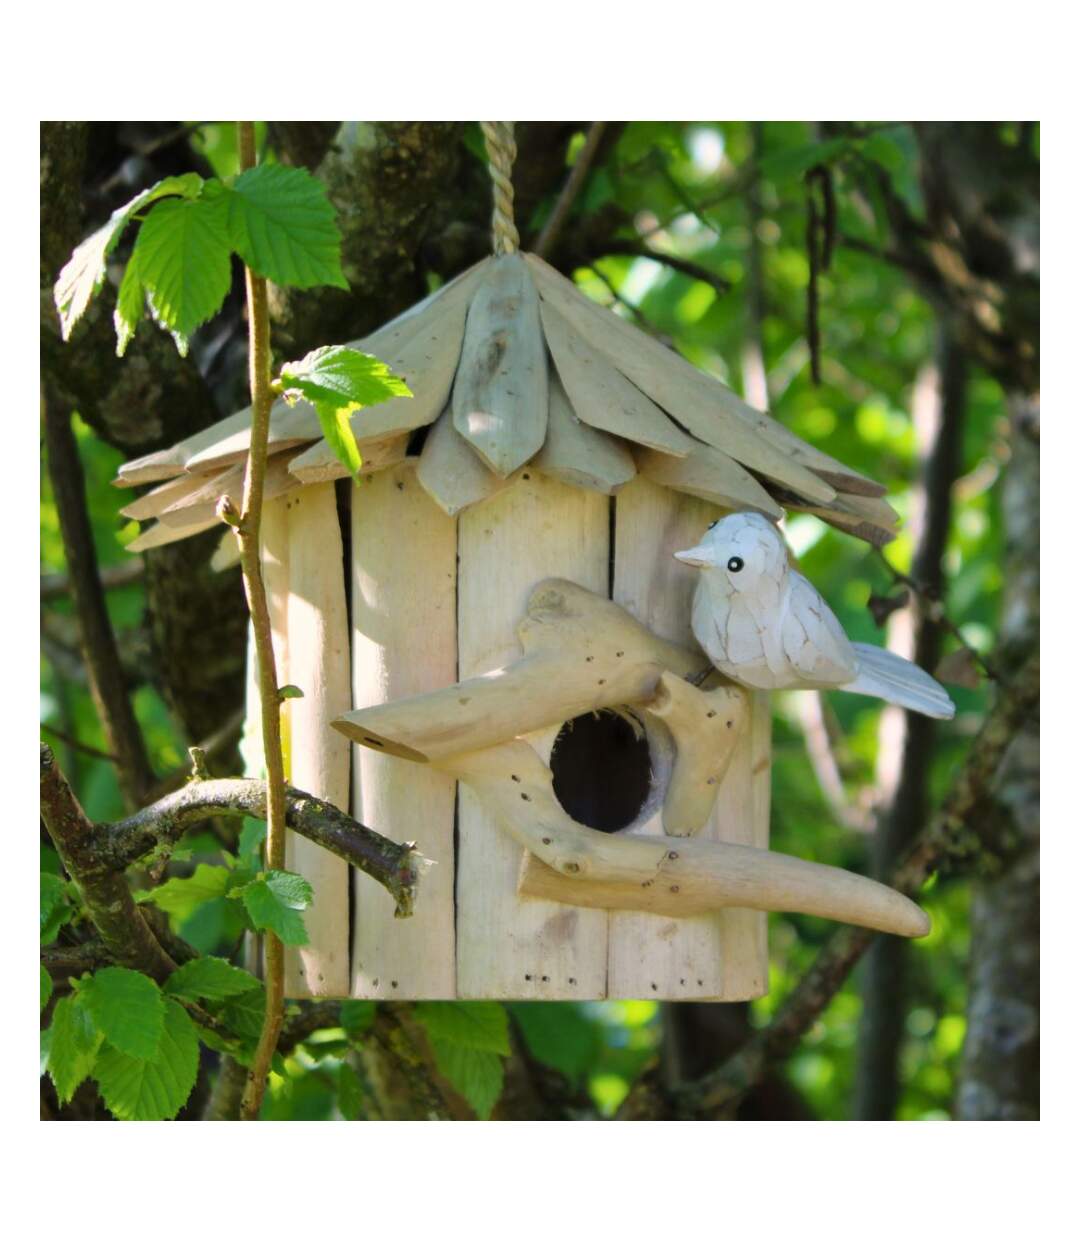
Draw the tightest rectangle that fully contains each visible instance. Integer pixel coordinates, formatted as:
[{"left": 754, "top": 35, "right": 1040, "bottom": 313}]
[
  {"left": 350, "top": 465, "right": 458, "bottom": 999},
  {"left": 608, "top": 476, "right": 769, "bottom": 1000},
  {"left": 283, "top": 485, "right": 351, "bottom": 998},
  {"left": 455, "top": 472, "right": 610, "bottom": 999}
]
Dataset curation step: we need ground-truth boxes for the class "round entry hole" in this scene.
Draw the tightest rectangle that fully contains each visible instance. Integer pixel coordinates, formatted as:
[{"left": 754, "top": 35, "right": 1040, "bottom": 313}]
[{"left": 549, "top": 710, "right": 652, "bottom": 833}]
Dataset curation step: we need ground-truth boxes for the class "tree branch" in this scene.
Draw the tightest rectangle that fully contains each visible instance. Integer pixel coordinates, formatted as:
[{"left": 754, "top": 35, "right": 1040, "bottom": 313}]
[
  {"left": 680, "top": 648, "right": 1039, "bottom": 1115},
  {"left": 42, "top": 390, "right": 156, "bottom": 808},
  {"left": 533, "top": 122, "right": 608, "bottom": 260},
  {"left": 95, "top": 777, "right": 424, "bottom": 918},
  {"left": 41, "top": 560, "right": 144, "bottom": 602},
  {"left": 40, "top": 745, "right": 175, "bottom": 980}
]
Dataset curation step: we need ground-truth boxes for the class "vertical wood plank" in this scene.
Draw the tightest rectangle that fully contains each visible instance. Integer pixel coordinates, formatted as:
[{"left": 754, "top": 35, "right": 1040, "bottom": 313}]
[
  {"left": 457, "top": 471, "right": 609, "bottom": 999},
  {"left": 351, "top": 463, "right": 458, "bottom": 999},
  {"left": 609, "top": 476, "right": 768, "bottom": 1000},
  {"left": 283, "top": 484, "right": 351, "bottom": 998}
]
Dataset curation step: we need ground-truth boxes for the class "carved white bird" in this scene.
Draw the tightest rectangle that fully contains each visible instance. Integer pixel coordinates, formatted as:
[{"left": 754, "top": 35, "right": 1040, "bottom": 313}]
[{"left": 674, "top": 511, "right": 955, "bottom": 719}]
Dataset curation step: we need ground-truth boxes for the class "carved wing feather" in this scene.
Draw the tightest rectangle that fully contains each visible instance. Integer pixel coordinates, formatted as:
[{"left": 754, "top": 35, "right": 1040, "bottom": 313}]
[{"left": 781, "top": 573, "right": 858, "bottom": 686}]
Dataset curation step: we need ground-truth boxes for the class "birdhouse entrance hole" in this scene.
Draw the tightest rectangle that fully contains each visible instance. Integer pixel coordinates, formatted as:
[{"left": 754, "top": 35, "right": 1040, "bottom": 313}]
[{"left": 549, "top": 709, "right": 653, "bottom": 833}]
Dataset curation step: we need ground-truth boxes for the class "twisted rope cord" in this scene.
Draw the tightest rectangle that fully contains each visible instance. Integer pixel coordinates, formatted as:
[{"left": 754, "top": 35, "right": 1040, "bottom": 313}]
[{"left": 480, "top": 121, "right": 520, "bottom": 255}]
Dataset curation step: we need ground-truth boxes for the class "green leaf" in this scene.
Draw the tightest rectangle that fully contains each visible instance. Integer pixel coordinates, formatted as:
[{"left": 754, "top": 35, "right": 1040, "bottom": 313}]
[
  {"left": 279, "top": 346, "right": 412, "bottom": 477},
  {"left": 319, "top": 405, "right": 363, "bottom": 476},
  {"left": 41, "top": 965, "right": 52, "bottom": 1013},
  {"left": 238, "top": 819, "right": 267, "bottom": 867},
  {"left": 136, "top": 863, "right": 231, "bottom": 921},
  {"left": 163, "top": 956, "right": 260, "bottom": 1002},
  {"left": 133, "top": 191, "right": 232, "bottom": 353},
  {"left": 218, "top": 985, "right": 267, "bottom": 1039},
  {"left": 47, "top": 994, "right": 103, "bottom": 1104},
  {"left": 340, "top": 1000, "right": 376, "bottom": 1043},
  {"left": 278, "top": 684, "right": 305, "bottom": 700},
  {"left": 94, "top": 998, "right": 199, "bottom": 1121},
  {"left": 40, "top": 872, "right": 72, "bottom": 945},
  {"left": 53, "top": 173, "right": 204, "bottom": 339},
  {"left": 80, "top": 966, "right": 165, "bottom": 1060},
  {"left": 233, "top": 870, "right": 312, "bottom": 946},
  {"left": 509, "top": 1003, "right": 597, "bottom": 1086},
  {"left": 413, "top": 1001, "right": 510, "bottom": 1055},
  {"left": 280, "top": 346, "right": 412, "bottom": 412},
  {"left": 430, "top": 1041, "right": 504, "bottom": 1120},
  {"left": 337, "top": 1063, "right": 364, "bottom": 1120},
  {"left": 228, "top": 163, "right": 348, "bottom": 290},
  {"left": 113, "top": 250, "right": 145, "bottom": 357}
]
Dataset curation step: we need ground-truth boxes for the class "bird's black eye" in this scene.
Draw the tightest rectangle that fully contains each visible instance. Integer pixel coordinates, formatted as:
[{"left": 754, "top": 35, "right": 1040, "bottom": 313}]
[
  {"left": 727, "top": 556, "right": 744, "bottom": 573},
  {"left": 707, "top": 520, "right": 718, "bottom": 530}
]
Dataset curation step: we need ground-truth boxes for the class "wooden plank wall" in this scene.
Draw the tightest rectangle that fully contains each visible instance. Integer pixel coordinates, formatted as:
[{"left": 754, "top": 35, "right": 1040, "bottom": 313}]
[
  {"left": 456, "top": 471, "right": 610, "bottom": 998},
  {"left": 283, "top": 484, "right": 351, "bottom": 998},
  {"left": 609, "top": 477, "right": 769, "bottom": 1000},
  {"left": 351, "top": 464, "right": 458, "bottom": 998}
]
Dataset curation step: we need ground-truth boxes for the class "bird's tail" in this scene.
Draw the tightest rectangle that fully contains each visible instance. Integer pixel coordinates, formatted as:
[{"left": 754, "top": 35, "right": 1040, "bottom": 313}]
[{"left": 847, "top": 644, "right": 956, "bottom": 720}]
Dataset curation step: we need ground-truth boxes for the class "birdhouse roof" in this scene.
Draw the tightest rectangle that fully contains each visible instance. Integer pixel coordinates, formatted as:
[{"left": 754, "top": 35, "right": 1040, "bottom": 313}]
[{"left": 113, "top": 252, "right": 897, "bottom": 553}]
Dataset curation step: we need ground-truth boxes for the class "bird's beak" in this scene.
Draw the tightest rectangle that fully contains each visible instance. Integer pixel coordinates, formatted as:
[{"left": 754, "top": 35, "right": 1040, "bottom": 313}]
[{"left": 673, "top": 545, "right": 710, "bottom": 568}]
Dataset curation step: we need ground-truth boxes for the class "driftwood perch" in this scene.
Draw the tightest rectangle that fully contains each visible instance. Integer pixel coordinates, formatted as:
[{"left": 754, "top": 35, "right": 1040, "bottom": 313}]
[{"left": 334, "top": 579, "right": 930, "bottom": 939}]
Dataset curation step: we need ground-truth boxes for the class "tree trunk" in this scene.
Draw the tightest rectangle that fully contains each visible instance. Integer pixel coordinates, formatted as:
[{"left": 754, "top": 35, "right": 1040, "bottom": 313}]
[
  {"left": 956, "top": 403, "right": 1039, "bottom": 1119},
  {"left": 854, "top": 328, "right": 967, "bottom": 1118}
]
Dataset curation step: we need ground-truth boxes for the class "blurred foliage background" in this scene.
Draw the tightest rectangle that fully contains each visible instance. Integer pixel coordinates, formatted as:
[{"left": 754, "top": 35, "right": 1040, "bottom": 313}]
[{"left": 40, "top": 120, "right": 1038, "bottom": 1121}]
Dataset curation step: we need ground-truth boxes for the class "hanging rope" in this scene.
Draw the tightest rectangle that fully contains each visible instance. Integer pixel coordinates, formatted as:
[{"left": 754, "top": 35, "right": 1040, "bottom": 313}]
[{"left": 481, "top": 121, "right": 520, "bottom": 255}]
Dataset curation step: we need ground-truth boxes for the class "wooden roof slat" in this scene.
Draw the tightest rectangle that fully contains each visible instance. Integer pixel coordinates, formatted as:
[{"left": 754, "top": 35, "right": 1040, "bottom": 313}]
[
  {"left": 159, "top": 454, "right": 300, "bottom": 527},
  {"left": 114, "top": 407, "right": 254, "bottom": 486},
  {"left": 540, "top": 299, "right": 695, "bottom": 459},
  {"left": 533, "top": 372, "right": 636, "bottom": 495},
  {"left": 526, "top": 254, "right": 843, "bottom": 504},
  {"left": 417, "top": 406, "right": 509, "bottom": 517},
  {"left": 452, "top": 253, "right": 548, "bottom": 477},
  {"left": 118, "top": 471, "right": 209, "bottom": 520},
  {"left": 288, "top": 433, "right": 410, "bottom": 484},
  {"left": 634, "top": 444, "right": 785, "bottom": 519}
]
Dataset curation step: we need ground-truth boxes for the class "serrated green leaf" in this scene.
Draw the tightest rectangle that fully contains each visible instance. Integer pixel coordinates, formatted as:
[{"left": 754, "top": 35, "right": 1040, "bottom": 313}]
[
  {"left": 41, "top": 872, "right": 72, "bottom": 945},
  {"left": 81, "top": 967, "right": 165, "bottom": 1060},
  {"left": 228, "top": 163, "right": 348, "bottom": 290},
  {"left": 219, "top": 985, "right": 268, "bottom": 1039},
  {"left": 113, "top": 251, "right": 145, "bottom": 357},
  {"left": 509, "top": 1003, "right": 597, "bottom": 1086},
  {"left": 95, "top": 997, "right": 199, "bottom": 1121},
  {"left": 41, "top": 965, "right": 52, "bottom": 1013},
  {"left": 40, "top": 1028, "right": 52, "bottom": 1077},
  {"left": 279, "top": 346, "right": 411, "bottom": 478},
  {"left": 53, "top": 173, "right": 204, "bottom": 339},
  {"left": 280, "top": 346, "right": 412, "bottom": 412},
  {"left": 340, "top": 1000, "right": 376, "bottom": 1043},
  {"left": 413, "top": 1002, "right": 510, "bottom": 1055},
  {"left": 163, "top": 956, "right": 259, "bottom": 1002},
  {"left": 137, "top": 863, "right": 231, "bottom": 921},
  {"left": 47, "top": 994, "right": 103, "bottom": 1104},
  {"left": 234, "top": 870, "right": 311, "bottom": 946},
  {"left": 430, "top": 1040, "right": 503, "bottom": 1119},
  {"left": 337, "top": 1063, "right": 364, "bottom": 1120},
  {"left": 133, "top": 191, "right": 232, "bottom": 351}
]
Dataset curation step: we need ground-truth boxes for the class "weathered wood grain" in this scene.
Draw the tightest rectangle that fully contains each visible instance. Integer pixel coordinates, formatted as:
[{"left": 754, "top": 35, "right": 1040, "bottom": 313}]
[
  {"left": 456, "top": 473, "right": 609, "bottom": 998},
  {"left": 350, "top": 463, "right": 458, "bottom": 999},
  {"left": 283, "top": 484, "right": 351, "bottom": 998},
  {"left": 533, "top": 371, "right": 637, "bottom": 494},
  {"left": 453, "top": 253, "right": 548, "bottom": 477}
]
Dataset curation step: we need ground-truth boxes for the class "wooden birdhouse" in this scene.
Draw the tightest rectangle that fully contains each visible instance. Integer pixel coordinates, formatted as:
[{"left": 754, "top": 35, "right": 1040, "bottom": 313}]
[{"left": 115, "top": 127, "right": 926, "bottom": 1003}]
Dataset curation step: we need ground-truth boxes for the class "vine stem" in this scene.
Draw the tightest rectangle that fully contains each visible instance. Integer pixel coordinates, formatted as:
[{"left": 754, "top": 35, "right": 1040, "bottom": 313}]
[{"left": 233, "top": 120, "right": 288, "bottom": 1122}]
